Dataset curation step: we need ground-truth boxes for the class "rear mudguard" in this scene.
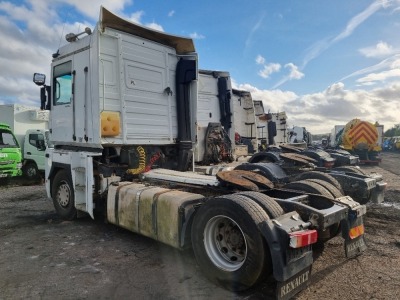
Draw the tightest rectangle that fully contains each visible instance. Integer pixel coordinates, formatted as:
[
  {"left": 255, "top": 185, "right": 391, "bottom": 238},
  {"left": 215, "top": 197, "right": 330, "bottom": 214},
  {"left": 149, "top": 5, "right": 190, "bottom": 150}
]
[
  {"left": 248, "top": 151, "right": 281, "bottom": 163},
  {"left": 257, "top": 211, "right": 314, "bottom": 282},
  {"left": 328, "top": 171, "right": 378, "bottom": 203},
  {"left": 328, "top": 152, "right": 359, "bottom": 166},
  {"left": 235, "top": 162, "right": 289, "bottom": 183}
]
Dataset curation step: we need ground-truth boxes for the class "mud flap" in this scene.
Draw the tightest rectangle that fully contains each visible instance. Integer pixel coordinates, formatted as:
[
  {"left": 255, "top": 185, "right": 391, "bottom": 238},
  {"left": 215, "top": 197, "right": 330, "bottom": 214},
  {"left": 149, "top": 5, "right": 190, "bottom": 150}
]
[
  {"left": 276, "top": 266, "right": 312, "bottom": 300},
  {"left": 257, "top": 212, "right": 314, "bottom": 299},
  {"left": 341, "top": 214, "right": 367, "bottom": 258}
]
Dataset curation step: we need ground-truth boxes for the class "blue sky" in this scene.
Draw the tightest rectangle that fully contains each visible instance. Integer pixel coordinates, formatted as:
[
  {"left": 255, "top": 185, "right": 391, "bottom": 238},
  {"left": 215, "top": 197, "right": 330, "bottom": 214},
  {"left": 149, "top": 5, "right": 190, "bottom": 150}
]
[{"left": 0, "top": 0, "right": 399, "bottom": 133}]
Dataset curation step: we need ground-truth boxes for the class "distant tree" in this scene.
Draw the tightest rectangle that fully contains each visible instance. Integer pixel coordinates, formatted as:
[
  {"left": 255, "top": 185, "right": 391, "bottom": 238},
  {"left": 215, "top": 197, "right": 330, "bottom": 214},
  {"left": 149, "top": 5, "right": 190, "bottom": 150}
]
[
  {"left": 312, "top": 134, "right": 330, "bottom": 141},
  {"left": 384, "top": 124, "right": 400, "bottom": 137}
]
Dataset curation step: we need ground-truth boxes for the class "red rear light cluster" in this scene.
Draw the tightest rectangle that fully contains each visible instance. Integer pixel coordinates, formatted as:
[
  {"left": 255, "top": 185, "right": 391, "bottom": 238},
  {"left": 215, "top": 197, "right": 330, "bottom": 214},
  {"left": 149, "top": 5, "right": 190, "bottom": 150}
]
[
  {"left": 289, "top": 230, "right": 318, "bottom": 248},
  {"left": 324, "top": 161, "right": 335, "bottom": 168}
]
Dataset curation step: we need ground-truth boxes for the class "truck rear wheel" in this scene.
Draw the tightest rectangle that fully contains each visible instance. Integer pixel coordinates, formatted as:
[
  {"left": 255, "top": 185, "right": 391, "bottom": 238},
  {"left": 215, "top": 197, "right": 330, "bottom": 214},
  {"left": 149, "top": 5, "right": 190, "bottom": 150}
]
[
  {"left": 191, "top": 195, "right": 271, "bottom": 291},
  {"left": 294, "top": 171, "right": 344, "bottom": 194},
  {"left": 237, "top": 191, "right": 284, "bottom": 219},
  {"left": 52, "top": 170, "right": 77, "bottom": 220},
  {"left": 303, "top": 179, "right": 344, "bottom": 199},
  {"left": 283, "top": 180, "right": 334, "bottom": 199}
]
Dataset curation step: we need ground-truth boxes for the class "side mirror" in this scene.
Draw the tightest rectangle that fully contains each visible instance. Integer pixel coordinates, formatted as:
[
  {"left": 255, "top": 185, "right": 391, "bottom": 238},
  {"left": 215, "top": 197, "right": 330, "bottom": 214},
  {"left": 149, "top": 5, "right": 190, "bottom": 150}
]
[{"left": 33, "top": 73, "right": 46, "bottom": 86}]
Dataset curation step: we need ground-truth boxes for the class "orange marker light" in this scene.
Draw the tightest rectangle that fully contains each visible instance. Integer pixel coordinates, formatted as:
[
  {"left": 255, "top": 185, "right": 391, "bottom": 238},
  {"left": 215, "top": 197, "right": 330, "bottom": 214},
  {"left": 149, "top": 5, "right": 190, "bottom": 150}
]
[{"left": 349, "top": 224, "right": 365, "bottom": 239}]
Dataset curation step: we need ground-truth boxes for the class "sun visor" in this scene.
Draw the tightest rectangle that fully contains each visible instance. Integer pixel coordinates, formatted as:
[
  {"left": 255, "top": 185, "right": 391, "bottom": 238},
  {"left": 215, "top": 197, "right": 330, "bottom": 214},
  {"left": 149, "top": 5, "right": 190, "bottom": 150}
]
[{"left": 99, "top": 6, "right": 195, "bottom": 54}]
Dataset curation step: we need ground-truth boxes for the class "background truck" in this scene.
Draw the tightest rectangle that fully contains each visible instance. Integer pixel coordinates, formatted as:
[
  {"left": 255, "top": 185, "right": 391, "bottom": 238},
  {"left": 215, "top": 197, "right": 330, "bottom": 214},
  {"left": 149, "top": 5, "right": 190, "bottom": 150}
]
[
  {"left": 33, "top": 7, "right": 367, "bottom": 299},
  {"left": 290, "top": 126, "right": 312, "bottom": 146},
  {"left": 329, "top": 125, "right": 345, "bottom": 147},
  {"left": 331, "top": 119, "right": 382, "bottom": 163},
  {"left": 0, "top": 123, "right": 22, "bottom": 178},
  {"left": 196, "top": 69, "right": 263, "bottom": 162},
  {"left": 0, "top": 104, "right": 51, "bottom": 179},
  {"left": 253, "top": 100, "right": 288, "bottom": 148}
]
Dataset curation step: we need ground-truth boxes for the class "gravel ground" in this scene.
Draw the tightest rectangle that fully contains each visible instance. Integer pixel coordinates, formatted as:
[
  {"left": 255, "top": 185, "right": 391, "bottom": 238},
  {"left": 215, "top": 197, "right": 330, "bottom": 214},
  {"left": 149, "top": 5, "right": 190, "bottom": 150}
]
[{"left": 0, "top": 152, "right": 399, "bottom": 300}]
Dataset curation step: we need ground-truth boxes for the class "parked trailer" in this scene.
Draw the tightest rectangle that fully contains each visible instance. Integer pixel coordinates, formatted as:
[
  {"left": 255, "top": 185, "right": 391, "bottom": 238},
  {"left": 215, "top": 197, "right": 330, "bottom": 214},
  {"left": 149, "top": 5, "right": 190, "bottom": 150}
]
[{"left": 34, "top": 7, "right": 366, "bottom": 299}]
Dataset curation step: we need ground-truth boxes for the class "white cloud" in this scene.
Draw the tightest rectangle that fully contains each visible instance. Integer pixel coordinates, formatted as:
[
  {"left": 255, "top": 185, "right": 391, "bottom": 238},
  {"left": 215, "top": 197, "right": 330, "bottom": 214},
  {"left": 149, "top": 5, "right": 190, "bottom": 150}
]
[
  {"left": 256, "top": 55, "right": 265, "bottom": 65},
  {"left": 359, "top": 41, "right": 395, "bottom": 58},
  {"left": 189, "top": 32, "right": 205, "bottom": 40},
  {"left": 256, "top": 59, "right": 303, "bottom": 85},
  {"left": 0, "top": 0, "right": 165, "bottom": 108},
  {"left": 285, "top": 63, "right": 304, "bottom": 80},
  {"left": 302, "top": 0, "right": 387, "bottom": 68},
  {"left": 332, "top": 0, "right": 385, "bottom": 43},
  {"left": 255, "top": 56, "right": 281, "bottom": 80},
  {"left": 357, "top": 68, "right": 400, "bottom": 84},
  {"left": 129, "top": 11, "right": 144, "bottom": 23},
  {"left": 341, "top": 54, "right": 400, "bottom": 81},
  {"left": 232, "top": 81, "right": 298, "bottom": 113},
  {"left": 258, "top": 63, "right": 281, "bottom": 79},
  {"left": 272, "top": 63, "right": 305, "bottom": 88},
  {"left": 57, "top": 0, "right": 132, "bottom": 20},
  {"left": 128, "top": 10, "right": 164, "bottom": 31},
  {"left": 244, "top": 13, "right": 265, "bottom": 53},
  {"left": 233, "top": 80, "right": 400, "bottom": 134},
  {"left": 168, "top": 10, "right": 175, "bottom": 17},
  {"left": 342, "top": 54, "right": 400, "bottom": 86},
  {"left": 145, "top": 22, "right": 164, "bottom": 32}
]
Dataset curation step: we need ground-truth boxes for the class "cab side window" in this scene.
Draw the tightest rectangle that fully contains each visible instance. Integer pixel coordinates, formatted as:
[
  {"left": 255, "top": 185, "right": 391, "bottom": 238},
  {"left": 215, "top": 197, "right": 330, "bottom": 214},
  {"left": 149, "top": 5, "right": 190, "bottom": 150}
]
[
  {"left": 29, "top": 133, "right": 45, "bottom": 149},
  {"left": 53, "top": 61, "right": 72, "bottom": 106}
]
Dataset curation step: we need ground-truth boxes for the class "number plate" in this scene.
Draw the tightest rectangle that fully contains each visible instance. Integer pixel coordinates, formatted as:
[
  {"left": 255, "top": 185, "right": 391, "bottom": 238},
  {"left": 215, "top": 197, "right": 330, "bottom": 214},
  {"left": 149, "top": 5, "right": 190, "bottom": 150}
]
[
  {"left": 0, "top": 174, "right": 8, "bottom": 178},
  {"left": 276, "top": 266, "right": 311, "bottom": 300},
  {"left": 345, "top": 235, "right": 367, "bottom": 258},
  {"left": 286, "top": 245, "right": 311, "bottom": 263}
]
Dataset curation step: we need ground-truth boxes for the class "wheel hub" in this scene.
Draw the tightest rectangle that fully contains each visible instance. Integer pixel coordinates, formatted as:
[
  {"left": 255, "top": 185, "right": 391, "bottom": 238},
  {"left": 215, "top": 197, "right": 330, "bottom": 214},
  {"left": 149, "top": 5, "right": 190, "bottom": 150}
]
[
  {"left": 57, "top": 181, "right": 71, "bottom": 207},
  {"left": 204, "top": 215, "right": 247, "bottom": 271},
  {"left": 27, "top": 167, "right": 36, "bottom": 177}
]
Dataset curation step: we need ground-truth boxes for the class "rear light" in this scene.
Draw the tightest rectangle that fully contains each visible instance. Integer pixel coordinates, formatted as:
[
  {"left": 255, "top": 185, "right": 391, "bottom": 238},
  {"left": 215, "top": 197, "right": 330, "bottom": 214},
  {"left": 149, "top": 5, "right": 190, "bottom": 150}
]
[
  {"left": 349, "top": 224, "right": 364, "bottom": 239},
  {"left": 289, "top": 230, "right": 318, "bottom": 248},
  {"left": 377, "top": 182, "right": 387, "bottom": 190},
  {"left": 324, "top": 161, "right": 335, "bottom": 168}
]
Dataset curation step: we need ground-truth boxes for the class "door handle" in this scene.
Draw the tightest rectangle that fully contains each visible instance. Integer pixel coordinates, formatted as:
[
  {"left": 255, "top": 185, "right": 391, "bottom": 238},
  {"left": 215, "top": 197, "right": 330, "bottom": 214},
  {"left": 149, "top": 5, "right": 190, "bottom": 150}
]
[{"left": 27, "top": 152, "right": 31, "bottom": 155}]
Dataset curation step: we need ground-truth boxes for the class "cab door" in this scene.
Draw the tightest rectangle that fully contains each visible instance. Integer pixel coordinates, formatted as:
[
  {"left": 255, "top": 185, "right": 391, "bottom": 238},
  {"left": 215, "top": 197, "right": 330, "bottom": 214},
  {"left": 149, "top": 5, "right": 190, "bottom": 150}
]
[
  {"left": 51, "top": 60, "right": 74, "bottom": 144},
  {"left": 24, "top": 131, "right": 46, "bottom": 171},
  {"left": 50, "top": 49, "right": 90, "bottom": 145}
]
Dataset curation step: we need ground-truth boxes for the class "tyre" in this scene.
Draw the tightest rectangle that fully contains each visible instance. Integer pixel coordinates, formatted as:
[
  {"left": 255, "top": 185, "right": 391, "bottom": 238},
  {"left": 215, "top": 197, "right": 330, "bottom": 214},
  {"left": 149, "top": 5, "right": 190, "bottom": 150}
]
[
  {"left": 303, "top": 179, "right": 344, "bottom": 199},
  {"left": 237, "top": 191, "right": 284, "bottom": 219},
  {"left": 51, "top": 170, "right": 77, "bottom": 220},
  {"left": 283, "top": 180, "right": 334, "bottom": 199},
  {"left": 23, "top": 162, "right": 40, "bottom": 180},
  {"left": 191, "top": 194, "right": 271, "bottom": 291},
  {"left": 295, "top": 171, "right": 344, "bottom": 194},
  {"left": 333, "top": 166, "right": 366, "bottom": 175}
]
